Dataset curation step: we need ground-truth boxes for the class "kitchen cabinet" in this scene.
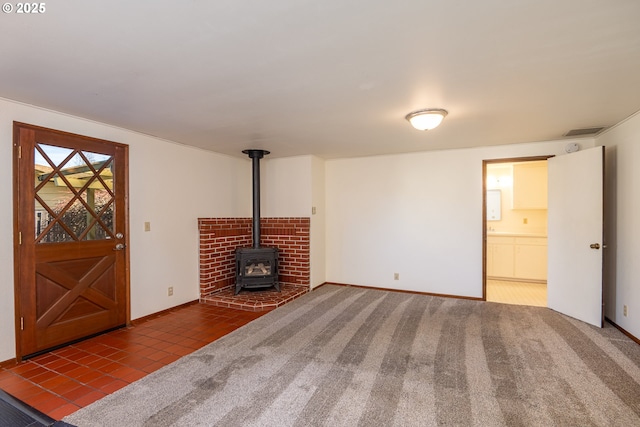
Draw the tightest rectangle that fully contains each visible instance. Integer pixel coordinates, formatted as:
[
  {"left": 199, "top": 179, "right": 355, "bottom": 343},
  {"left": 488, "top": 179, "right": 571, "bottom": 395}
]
[
  {"left": 512, "top": 161, "right": 548, "bottom": 209},
  {"left": 487, "top": 236, "right": 515, "bottom": 278},
  {"left": 514, "top": 237, "right": 547, "bottom": 281},
  {"left": 487, "top": 235, "right": 547, "bottom": 282}
]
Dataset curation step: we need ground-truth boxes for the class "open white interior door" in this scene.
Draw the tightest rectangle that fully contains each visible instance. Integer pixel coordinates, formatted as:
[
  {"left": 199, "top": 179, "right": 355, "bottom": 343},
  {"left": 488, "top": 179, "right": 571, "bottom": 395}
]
[{"left": 547, "top": 146, "right": 604, "bottom": 327}]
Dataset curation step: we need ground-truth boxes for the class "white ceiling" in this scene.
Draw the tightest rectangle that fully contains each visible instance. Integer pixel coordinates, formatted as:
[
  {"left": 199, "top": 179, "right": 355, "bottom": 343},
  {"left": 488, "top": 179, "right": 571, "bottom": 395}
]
[{"left": 2, "top": 0, "right": 640, "bottom": 159}]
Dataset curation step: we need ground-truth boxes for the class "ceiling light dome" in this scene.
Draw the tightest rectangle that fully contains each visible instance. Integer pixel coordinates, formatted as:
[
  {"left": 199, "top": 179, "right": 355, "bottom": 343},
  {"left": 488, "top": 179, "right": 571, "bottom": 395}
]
[{"left": 405, "top": 108, "right": 448, "bottom": 130}]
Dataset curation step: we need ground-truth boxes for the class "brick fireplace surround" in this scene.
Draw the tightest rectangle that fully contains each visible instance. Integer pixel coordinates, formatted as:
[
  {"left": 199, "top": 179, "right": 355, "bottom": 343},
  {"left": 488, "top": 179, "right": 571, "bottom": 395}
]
[{"left": 198, "top": 217, "right": 310, "bottom": 311}]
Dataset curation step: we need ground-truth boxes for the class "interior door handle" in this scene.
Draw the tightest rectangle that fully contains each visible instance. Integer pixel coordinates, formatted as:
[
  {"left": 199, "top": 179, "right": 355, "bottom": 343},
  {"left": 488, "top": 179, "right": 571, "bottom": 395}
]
[
  {"left": 114, "top": 243, "right": 126, "bottom": 251},
  {"left": 590, "top": 243, "right": 600, "bottom": 250}
]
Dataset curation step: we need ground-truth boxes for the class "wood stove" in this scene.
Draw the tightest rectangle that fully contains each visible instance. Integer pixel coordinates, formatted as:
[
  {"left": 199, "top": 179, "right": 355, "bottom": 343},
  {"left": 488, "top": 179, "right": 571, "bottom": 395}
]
[
  {"left": 235, "top": 247, "right": 279, "bottom": 294},
  {"left": 235, "top": 149, "right": 280, "bottom": 295}
]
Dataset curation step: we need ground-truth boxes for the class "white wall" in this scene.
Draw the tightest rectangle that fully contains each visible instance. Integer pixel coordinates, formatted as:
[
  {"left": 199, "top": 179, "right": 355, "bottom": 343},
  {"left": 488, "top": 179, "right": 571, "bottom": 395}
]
[
  {"left": 311, "top": 156, "right": 326, "bottom": 288},
  {"left": 0, "top": 97, "right": 247, "bottom": 362},
  {"left": 262, "top": 156, "right": 311, "bottom": 217},
  {"left": 325, "top": 139, "right": 593, "bottom": 298},
  {"left": 128, "top": 139, "right": 248, "bottom": 318},
  {"left": 262, "top": 155, "right": 326, "bottom": 288},
  {"left": 597, "top": 111, "right": 640, "bottom": 339}
]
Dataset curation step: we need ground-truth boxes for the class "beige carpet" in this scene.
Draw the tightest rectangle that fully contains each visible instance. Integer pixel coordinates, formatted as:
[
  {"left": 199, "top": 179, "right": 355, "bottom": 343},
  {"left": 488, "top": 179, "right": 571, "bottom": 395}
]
[{"left": 65, "top": 285, "right": 640, "bottom": 426}]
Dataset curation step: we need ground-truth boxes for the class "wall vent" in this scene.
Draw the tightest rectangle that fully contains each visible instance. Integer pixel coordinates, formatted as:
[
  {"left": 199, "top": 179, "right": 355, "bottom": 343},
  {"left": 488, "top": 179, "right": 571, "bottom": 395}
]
[{"left": 563, "top": 127, "right": 605, "bottom": 137}]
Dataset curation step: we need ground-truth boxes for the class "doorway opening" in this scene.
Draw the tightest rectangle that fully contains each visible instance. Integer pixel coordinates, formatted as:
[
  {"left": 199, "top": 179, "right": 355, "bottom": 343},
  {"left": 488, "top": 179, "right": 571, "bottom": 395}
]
[{"left": 483, "top": 156, "right": 552, "bottom": 307}]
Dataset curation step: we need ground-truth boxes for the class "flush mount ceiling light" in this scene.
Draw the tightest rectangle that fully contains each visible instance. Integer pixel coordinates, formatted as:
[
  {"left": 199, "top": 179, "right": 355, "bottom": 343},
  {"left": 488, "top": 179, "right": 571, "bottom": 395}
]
[{"left": 405, "top": 108, "right": 448, "bottom": 131}]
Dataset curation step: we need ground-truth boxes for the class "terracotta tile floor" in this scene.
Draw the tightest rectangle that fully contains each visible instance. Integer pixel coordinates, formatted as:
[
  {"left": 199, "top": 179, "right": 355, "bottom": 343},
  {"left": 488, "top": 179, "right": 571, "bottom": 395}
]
[{"left": 0, "top": 302, "right": 269, "bottom": 420}]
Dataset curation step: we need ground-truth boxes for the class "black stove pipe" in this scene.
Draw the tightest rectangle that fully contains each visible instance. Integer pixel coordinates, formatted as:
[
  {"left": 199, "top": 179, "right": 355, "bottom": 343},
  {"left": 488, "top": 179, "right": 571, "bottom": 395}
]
[{"left": 242, "top": 149, "right": 270, "bottom": 248}]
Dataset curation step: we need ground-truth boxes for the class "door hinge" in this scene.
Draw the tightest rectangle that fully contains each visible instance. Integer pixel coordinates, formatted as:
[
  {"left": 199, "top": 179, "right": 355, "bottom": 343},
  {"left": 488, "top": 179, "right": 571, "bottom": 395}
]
[
  {"left": 18, "top": 145, "right": 22, "bottom": 159},
  {"left": 19, "top": 232, "right": 22, "bottom": 245},
  {"left": 20, "top": 317, "right": 24, "bottom": 330}
]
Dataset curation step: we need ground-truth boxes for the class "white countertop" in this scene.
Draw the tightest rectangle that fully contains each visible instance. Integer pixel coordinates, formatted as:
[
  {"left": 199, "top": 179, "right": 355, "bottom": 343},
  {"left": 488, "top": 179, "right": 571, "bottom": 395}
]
[{"left": 487, "top": 231, "right": 547, "bottom": 238}]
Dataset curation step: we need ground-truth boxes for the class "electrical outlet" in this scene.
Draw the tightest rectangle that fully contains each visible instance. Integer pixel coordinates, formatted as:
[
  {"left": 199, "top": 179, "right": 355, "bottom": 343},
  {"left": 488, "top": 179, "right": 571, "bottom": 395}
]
[
  {"left": 144, "top": 222, "right": 151, "bottom": 232},
  {"left": 623, "top": 305, "right": 628, "bottom": 317},
  {"left": 394, "top": 273, "right": 399, "bottom": 280},
  {"left": 523, "top": 218, "right": 528, "bottom": 224},
  {"left": 312, "top": 206, "right": 317, "bottom": 215},
  {"left": 168, "top": 286, "right": 174, "bottom": 296}
]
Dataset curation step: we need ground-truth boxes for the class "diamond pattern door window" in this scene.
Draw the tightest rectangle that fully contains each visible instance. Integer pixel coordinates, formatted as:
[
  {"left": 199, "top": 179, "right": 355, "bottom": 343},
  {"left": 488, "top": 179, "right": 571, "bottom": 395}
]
[{"left": 34, "top": 143, "right": 115, "bottom": 243}]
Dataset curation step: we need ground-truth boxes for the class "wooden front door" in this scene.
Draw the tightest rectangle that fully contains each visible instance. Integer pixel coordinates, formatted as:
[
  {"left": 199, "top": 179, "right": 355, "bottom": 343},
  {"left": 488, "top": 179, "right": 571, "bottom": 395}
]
[{"left": 14, "top": 122, "right": 129, "bottom": 359}]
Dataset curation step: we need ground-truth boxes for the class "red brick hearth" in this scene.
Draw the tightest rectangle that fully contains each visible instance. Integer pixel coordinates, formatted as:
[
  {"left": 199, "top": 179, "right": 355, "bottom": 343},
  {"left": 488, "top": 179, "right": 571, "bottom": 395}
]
[
  {"left": 202, "top": 284, "right": 309, "bottom": 312},
  {"left": 198, "top": 217, "right": 310, "bottom": 311}
]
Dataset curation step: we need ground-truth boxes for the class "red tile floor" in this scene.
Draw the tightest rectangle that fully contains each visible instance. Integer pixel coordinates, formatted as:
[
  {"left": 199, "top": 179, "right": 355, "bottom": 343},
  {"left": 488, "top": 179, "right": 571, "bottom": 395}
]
[{"left": 0, "top": 302, "right": 269, "bottom": 420}]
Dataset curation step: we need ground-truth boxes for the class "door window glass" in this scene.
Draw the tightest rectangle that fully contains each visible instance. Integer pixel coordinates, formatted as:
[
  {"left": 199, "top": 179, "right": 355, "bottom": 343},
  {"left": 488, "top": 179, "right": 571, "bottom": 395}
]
[{"left": 34, "top": 144, "right": 115, "bottom": 243}]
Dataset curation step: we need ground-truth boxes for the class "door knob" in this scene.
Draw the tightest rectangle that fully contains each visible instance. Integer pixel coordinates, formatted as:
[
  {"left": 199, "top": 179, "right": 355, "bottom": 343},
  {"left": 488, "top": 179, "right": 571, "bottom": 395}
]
[
  {"left": 114, "top": 243, "right": 126, "bottom": 251},
  {"left": 590, "top": 243, "right": 600, "bottom": 250}
]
